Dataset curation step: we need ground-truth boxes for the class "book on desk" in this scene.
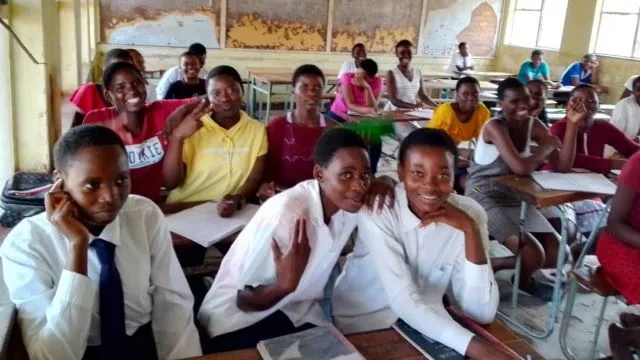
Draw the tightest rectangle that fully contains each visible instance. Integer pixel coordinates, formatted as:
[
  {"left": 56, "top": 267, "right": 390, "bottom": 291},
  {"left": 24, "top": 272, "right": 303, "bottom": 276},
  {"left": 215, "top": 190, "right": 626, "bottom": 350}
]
[
  {"left": 257, "top": 325, "right": 364, "bottom": 360},
  {"left": 531, "top": 171, "right": 616, "bottom": 195},
  {"left": 393, "top": 319, "right": 465, "bottom": 360}
]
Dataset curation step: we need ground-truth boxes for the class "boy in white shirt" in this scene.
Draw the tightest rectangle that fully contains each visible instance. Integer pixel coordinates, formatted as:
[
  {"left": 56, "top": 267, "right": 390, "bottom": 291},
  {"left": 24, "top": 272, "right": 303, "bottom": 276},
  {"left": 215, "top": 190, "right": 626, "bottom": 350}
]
[
  {"left": 198, "top": 128, "right": 393, "bottom": 353},
  {"left": 337, "top": 43, "right": 367, "bottom": 79},
  {"left": 333, "top": 128, "right": 515, "bottom": 359},
  {"left": 448, "top": 42, "right": 474, "bottom": 73},
  {"left": 156, "top": 42, "right": 208, "bottom": 99},
  {"left": 0, "top": 125, "right": 201, "bottom": 360},
  {"left": 612, "top": 76, "right": 640, "bottom": 141},
  {"left": 620, "top": 74, "right": 639, "bottom": 100}
]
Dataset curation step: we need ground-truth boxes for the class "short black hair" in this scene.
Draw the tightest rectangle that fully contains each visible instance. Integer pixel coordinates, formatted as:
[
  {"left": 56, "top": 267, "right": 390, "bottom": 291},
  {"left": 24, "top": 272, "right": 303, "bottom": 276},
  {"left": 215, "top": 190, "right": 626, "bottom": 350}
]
[
  {"left": 104, "top": 48, "right": 133, "bottom": 66},
  {"left": 292, "top": 64, "right": 325, "bottom": 87},
  {"left": 497, "top": 77, "right": 525, "bottom": 100},
  {"left": 395, "top": 39, "right": 414, "bottom": 51},
  {"left": 455, "top": 76, "right": 479, "bottom": 91},
  {"left": 531, "top": 49, "right": 544, "bottom": 57},
  {"left": 126, "top": 48, "right": 142, "bottom": 57},
  {"left": 180, "top": 51, "right": 198, "bottom": 60},
  {"left": 313, "top": 128, "right": 367, "bottom": 167},
  {"left": 352, "top": 43, "right": 366, "bottom": 53},
  {"left": 188, "top": 43, "right": 207, "bottom": 56},
  {"left": 459, "top": 42, "right": 468, "bottom": 49},
  {"left": 569, "top": 83, "right": 596, "bottom": 98},
  {"left": 102, "top": 61, "right": 143, "bottom": 89},
  {"left": 54, "top": 125, "right": 126, "bottom": 172},
  {"left": 207, "top": 65, "right": 244, "bottom": 93},
  {"left": 359, "top": 59, "right": 378, "bottom": 78},
  {"left": 399, "top": 128, "right": 458, "bottom": 166}
]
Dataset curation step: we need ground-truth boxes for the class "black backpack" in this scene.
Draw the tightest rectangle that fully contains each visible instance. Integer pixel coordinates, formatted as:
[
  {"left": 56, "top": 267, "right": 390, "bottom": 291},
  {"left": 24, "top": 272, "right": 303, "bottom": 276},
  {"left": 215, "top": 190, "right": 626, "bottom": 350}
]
[{"left": 0, "top": 172, "right": 53, "bottom": 227}]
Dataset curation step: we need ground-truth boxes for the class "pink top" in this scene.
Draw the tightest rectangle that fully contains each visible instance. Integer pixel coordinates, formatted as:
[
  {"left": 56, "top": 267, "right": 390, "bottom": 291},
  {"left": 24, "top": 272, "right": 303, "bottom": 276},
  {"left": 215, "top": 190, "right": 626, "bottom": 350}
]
[{"left": 330, "top": 73, "right": 383, "bottom": 114}]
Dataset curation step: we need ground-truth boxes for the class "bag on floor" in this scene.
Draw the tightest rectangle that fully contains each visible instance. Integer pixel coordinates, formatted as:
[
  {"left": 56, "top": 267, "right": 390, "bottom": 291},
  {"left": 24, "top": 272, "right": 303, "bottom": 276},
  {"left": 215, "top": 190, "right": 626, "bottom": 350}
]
[{"left": 0, "top": 172, "right": 53, "bottom": 227}]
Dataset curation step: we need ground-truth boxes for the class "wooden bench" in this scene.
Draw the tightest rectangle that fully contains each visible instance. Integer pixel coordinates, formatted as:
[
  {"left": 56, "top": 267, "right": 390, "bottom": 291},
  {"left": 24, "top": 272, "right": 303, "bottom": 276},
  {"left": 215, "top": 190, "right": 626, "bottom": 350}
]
[{"left": 559, "top": 266, "right": 620, "bottom": 360}]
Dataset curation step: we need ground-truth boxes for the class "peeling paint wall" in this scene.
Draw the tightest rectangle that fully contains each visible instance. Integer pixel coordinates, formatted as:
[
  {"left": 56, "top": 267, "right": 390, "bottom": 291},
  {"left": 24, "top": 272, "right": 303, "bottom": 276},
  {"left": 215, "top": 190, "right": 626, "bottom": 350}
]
[
  {"left": 423, "top": 0, "right": 503, "bottom": 57},
  {"left": 226, "top": 1, "right": 327, "bottom": 51},
  {"left": 331, "top": 0, "right": 422, "bottom": 53},
  {"left": 100, "top": 0, "right": 220, "bottom": 47}
]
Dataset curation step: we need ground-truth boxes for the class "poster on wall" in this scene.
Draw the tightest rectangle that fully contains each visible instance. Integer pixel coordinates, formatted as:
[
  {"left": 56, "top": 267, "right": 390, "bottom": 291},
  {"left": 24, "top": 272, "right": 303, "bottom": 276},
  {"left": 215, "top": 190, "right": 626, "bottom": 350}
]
[
  {"left": 226, "top": 0, "right": 328, "bottom": 51},
  {"left": 100, "top": 0, "right": 221, "bottom": 48},
  {"left": 331, "top": 0, "right": 422, "bottom": 53},
  {"left": 422, "top": 0, "right": 503, "bottom": 57}
]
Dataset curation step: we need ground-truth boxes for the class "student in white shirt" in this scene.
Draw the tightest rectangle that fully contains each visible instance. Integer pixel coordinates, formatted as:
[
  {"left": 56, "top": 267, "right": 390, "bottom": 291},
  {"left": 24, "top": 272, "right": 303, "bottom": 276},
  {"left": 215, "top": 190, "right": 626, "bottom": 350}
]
[
  {"left": 448, "top": 42, "right": 474, "bottom": 73},
  {"left": 0, "top": 125, "right": 201, "bottom": 360},
  {"left": 333, "top": 128, "right": 515, "bottom": 360},
  {"left": 156, "top": 42, "right": 208, "bottom": 100},
  {"left": 612, "top": 76, "right": 640, "bottom": 142},
  {"left": 620, "top": 74, "right": 639, "bottom": 100},
  {"left": 337, "top": 43, "right": 367, "bottom": 79},
  {"left": 198, "top": 128, "right": 395, "bottom": 353}
]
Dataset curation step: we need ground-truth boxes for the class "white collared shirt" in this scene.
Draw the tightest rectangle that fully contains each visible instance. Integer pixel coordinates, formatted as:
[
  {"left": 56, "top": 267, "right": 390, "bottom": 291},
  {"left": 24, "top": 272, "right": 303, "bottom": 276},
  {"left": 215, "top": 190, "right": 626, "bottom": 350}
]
[
  {"left": 337, "top": 60, "right": 357, "bottom": 79},
  {"left": 332, "top": 184, "right": 498, "bottom": 356},
  {"left": 0, "top": 195, "right": 202, "bottom": 360},
  {"left": 448, "top": 52, "right": 474, "bottom": 73},
  {"left": 156, "top": 65, "right": 209, "bottom": 100},
  {"left": 612, "top": 96, "right": 640, "bottom": 140},
  {"left": 198, "top": 180, "right": 358, "bottom": 337}
]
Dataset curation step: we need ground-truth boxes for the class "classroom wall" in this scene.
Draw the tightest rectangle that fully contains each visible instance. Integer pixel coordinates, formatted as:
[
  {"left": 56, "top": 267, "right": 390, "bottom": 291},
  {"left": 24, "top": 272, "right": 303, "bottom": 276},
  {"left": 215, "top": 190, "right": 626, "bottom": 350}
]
[
  {"left": 496, "top": 0, "right": 639, "bottom": 103},
  {"left": 97, "top": 0, "right": 505, "bottom": 78}
]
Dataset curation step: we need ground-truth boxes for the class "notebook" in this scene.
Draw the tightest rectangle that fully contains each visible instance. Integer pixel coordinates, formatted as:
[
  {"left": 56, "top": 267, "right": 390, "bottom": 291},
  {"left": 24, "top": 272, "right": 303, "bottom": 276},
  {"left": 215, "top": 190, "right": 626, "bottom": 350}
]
[
  {"left": 407, "top": 109, "right": 434, "bottom": 119},
  {"left": 393, "top": 319, "right": 465, "bottom": 360},
  {"left": 165, "top": 202, "right": 259, "bottom": 247},
  {"left": 531, "top": 171, "right": 616, "bottom": 195},
  {"left": 256, "top": 325, "right": 364, "bottom": 360}
]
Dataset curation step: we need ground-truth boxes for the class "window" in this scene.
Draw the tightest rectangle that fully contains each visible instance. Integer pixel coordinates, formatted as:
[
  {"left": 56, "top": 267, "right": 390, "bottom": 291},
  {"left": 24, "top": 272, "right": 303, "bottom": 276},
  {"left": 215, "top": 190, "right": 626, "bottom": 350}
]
[
  {"left": 594, "top": 0, "right": 640, "bottom": 58},
  {"left": 506, "top": 0, "right": 569, "bottom": 49}
]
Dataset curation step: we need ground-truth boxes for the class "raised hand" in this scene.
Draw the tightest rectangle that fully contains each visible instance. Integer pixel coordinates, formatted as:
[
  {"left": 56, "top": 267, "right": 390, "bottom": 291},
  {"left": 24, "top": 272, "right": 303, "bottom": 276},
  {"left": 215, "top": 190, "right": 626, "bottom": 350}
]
[
  {"left": 170, "top": 99, "right": 212, "bottom": 140},
  {"left": 272, "top": 218, "right": 311, "bottom": 293},
  {"left": 45, "top": 179, "right": 90, "bottom": 246},
  {"left": 420, "top": 202, "right": 476, "bottom": 234},
  {"left": 363, "top": 176, "right": 395, "bottom": 212},
  {"left": 566, "top": 98, "right": 588, "bottom": 125}
]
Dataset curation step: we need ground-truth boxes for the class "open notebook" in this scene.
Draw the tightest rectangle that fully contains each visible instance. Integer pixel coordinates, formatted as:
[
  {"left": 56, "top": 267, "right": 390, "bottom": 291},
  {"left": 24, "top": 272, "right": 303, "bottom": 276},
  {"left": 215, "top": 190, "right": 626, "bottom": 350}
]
[
  {"left": 407, "top": 108, "right": 434, "bottom": 119},
  {"left": 531, "top": 171, "right": 616, "bottom": 195},
  {"left": 257, "top": 326, "right": 364, "bottom": 360},
  {"left": 166, "top": 202, "right": 259, "bottom": 247}
]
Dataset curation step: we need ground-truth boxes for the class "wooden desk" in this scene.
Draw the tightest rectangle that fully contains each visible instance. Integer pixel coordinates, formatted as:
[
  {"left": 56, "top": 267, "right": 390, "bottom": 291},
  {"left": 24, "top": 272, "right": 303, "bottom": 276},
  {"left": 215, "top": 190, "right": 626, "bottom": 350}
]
[
  {"left": 454, "top": 70, "right": 516, "bottom": 79},
  {"left": 493, "top": 175, "right": 603, "bottom": 209},
  {"left": 341, "top": 110, "right": 432, "bottom": 124},
  {"left": 187, "top": 321, "right": 543, "bottom": 360}
]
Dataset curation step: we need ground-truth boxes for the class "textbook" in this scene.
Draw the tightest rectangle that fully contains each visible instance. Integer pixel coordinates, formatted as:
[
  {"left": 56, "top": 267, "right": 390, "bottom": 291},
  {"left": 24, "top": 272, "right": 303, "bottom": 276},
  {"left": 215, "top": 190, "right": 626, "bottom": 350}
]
[
  {"left": 257, "top": 325, "right": 364, "bottom": 360},
  {"left": 531, "top": 171, "right": 616, "bottom": 196},
  {"left": 166, "top": 202, "right": 259, "bottom": 247},
  {"left": 393, "top": 319, "right": 466, "bottom": 360}
]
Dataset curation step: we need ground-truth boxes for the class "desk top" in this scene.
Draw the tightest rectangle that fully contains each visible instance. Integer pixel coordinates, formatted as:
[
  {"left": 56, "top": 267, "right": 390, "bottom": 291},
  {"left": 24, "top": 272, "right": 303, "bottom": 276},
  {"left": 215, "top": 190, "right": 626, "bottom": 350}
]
[
  {"left": 343, "top": 110, "right": 431, "bottom": 123},
  {"left": 455, "top": 70, "right": 516, "bottom": 78},
  {"left": 249, "top": 68, "right": 339, "bottom": 85},
  {"left": 187, "top": 321, "right": 542, "bottom": 360},
  {"left": 494, "top": 175, "right": 604, "bottom": 208},
  {"left": 424, "top": 79, "right": 498, "bottom": 91}
]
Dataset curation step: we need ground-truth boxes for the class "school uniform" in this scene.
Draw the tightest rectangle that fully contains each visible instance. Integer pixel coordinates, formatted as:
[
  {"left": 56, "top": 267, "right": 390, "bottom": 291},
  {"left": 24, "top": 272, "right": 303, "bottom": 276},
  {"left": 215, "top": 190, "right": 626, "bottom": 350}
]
[
  {"left": 517, "top": 60, "right": 550, "bottom": 84},
  {"left": 612, "top": 96, "right": 640, "bottom": 141},
  {"left": 624, "top": 75, "right": 638, "bottom": 93},
  {"left": 560, "top": 62, "right": 593, "bottom": 86},
  {"left": 164, "top": 79, "right": 207, "bottom": 100},
  {"left": 332, "top": 184, "right": 498, "bottom": 356},
  {"left": 448, "top": 51, "right": 474, "bottom": 73},
  {"left": 0, "top": 195, "right": 202, "bottom": 360},
  {"left": 156, "top": 66, "right": 209, "bottom": 100},
  {"left": 198, "top": 180, "right": 358, "bottom": 351},
  {"left": 337, "top": 60, "right": 357, "bottom": 79}
]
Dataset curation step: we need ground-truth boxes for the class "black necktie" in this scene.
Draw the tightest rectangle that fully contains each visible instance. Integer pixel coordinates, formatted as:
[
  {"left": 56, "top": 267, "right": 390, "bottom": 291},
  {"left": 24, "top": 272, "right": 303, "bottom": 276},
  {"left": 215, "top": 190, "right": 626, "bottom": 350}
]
[{"left": 92, "top": 238, "right": 126, "bottom": 357}]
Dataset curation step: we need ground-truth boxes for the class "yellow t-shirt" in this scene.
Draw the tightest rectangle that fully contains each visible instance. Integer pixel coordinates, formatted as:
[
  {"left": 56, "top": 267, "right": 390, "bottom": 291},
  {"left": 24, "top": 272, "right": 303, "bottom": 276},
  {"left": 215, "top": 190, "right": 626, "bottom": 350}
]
[
  {"left": 167, "top": 111, "right": 268, "bottom": 204},
  {"left": 427, "top": 102, "right": 490, "bottom": 145}
]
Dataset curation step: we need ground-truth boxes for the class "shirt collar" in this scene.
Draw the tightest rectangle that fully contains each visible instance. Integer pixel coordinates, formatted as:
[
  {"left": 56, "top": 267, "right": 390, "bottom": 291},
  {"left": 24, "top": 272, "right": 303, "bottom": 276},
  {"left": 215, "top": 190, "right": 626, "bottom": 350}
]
[
  {"left": 88, "top": 213, "right": 121, "bottom": 247},
  {"left": 396, "top": 183, "right": 423, "bottom": 232},
  {"left": 306, "top": 180, "right": 328, "bottom": 227}
]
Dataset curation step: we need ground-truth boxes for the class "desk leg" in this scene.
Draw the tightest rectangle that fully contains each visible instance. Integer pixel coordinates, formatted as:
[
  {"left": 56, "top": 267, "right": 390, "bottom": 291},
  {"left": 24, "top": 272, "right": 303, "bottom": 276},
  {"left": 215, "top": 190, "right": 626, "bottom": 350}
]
[
  {"left": 575, "top": 200, "right": 611, "bottom": 268},
  {"left": 559, "top": 278, "right": 579, "bottom": 360},
  {"left": 265, "top": 83, "right": 272, "bottom": 123},
  {"left": 499, "top": 203, "right": 569, "bottom": 340},
  {"left": 248, "top": 77, "right": 255, "bottom": 117}
]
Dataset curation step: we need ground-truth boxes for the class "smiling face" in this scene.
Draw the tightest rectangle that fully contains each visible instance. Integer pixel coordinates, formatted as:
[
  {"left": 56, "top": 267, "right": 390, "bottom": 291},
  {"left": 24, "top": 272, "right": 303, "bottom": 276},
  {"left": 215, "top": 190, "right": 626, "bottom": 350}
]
[
  {"left": 499, "top": 86, "right": 531, "bottom": 123},
  {"left": 181, "top": 55, "right": 202, "bottom": 82},
  {"left": 314, "top": 147, "right": 372, "bottom": 213},
  {"left": 399, "top": 146, "right": 454, "bottom": 215},
  {"left": 105, "top": 68, "right": 147, "bottom": 113},
  {"left": 456, "top": 82, "right": 480, "bottom": 113},
  {"left": 571, "top": 87, "right": 599, "bottom": 128},
  {"left": 207, "top": 75, "right": 243, "bottom": 118},
  {"left": 56, "top": 145, "right": 130, "bottom": 227},
  {"left": 396, "top": 44, "right": 413, "bottom": 67},
  {"left": 353, "top": 46, "right": 367, "bottom": 67},
  {"left": 293, "top": 74, "right": 324, "bottom": 112}
]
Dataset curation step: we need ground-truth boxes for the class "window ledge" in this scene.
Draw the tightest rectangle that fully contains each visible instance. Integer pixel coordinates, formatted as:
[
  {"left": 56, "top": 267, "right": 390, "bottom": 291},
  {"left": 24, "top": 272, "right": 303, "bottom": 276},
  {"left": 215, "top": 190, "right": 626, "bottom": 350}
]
[{"left": 595, "top": 53, "right": 640, "bottom": 63}]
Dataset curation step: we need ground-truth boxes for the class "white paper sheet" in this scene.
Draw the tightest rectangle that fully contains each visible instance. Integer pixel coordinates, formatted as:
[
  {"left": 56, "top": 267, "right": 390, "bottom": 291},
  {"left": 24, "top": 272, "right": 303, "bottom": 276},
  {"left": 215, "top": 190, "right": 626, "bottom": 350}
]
[
  {"left": 531, "top": 171, "right": 616, "bottom": 195},
  {"left": 407, "top": 109, "right": 434, "bottom": 119},
  {"left": 166, "top": 202, "right": 259, "bottom": 247}
]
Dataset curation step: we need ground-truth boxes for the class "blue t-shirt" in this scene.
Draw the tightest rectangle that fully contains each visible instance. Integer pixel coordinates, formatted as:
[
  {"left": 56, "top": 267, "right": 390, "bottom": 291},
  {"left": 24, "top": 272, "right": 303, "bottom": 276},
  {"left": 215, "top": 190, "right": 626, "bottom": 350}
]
[
  {"left": 560, "top": 62, "right": 592, "bottom": 86},
  {"left": 517, "top": 60, "right": 550, "bottom": 84}
]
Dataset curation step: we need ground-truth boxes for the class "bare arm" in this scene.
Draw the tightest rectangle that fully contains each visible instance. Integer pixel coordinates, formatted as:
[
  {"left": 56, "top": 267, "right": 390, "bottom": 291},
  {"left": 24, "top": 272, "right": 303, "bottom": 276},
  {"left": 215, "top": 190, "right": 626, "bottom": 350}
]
[
  {"left": 483, "top": 120, "right": 556, "bottom": 176},
  {"left": 607, "top": 184, "right": 640, "bottom": 249},
  {"left": 417, "top": 78, "right": 437, "bottom": 108},
  {"left": 163, "top": 137, "right": 187, "bottom": 190},
  {"left": 236, "top": 284, "right": 292, "bottom": 311},
  {"left": 343, "top": 82, "right": 377, "bottom": 114},
  {"left": 235, "top": 154, "right": 267, "bottom": 200}
]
